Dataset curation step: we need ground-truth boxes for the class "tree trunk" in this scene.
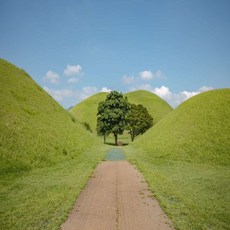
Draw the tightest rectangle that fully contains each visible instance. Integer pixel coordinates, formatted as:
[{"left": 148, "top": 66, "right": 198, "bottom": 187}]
[
  {"left": 103, "top": 135, "right": 106, "bottom": 144},
  {"left": 131, "top": 134, "right": 134, "bottom": 142},
  {"left": 114, "top": 133, "right": 118, "bottom": 146}
]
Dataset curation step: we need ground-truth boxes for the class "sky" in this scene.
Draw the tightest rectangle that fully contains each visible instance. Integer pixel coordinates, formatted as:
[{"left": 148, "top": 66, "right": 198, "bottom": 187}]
[{"left": 1, "top": 0, "right": 230, "bottom": 108}]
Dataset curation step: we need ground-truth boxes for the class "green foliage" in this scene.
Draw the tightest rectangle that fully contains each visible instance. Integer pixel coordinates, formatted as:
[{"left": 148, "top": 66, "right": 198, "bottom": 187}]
[
  {"left": 71, "top": 90, "right": 173, "bottom": 137},
  {"left": 127, "top": 104, "right": 153, "bottom": 141},
  {"left": 97, "top": 91, "right": 130, "bottom": 145},
  {"left": 0, "top": 59, "right": 97, "bottom": 173}
]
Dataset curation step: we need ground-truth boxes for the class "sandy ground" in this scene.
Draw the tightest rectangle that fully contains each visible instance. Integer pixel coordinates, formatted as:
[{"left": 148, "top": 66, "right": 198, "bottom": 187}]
[{"left": 61, "top": 161, "right": 174, "bottom": 230}]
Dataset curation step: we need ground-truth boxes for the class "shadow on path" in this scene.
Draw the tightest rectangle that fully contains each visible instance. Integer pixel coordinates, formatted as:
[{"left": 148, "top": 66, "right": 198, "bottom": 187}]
[{"left": 105, "top": 148, "right": 126, "bottom": 161}]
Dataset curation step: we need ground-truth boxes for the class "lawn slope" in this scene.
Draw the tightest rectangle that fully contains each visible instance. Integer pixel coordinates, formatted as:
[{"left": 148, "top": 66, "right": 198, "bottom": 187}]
[
  {"left": 71, "top": 90, "right": 173, "bottom": 134},
  {"left": 125, "top": 90, "right": 173, "bottom": 123},
  {"left": 70, "top": 92, "right": 108, "bottom": 133},
  {"left": 133, "top": 88, "right": 230, "bottom": 164},
  {"left": 126, "top": 89, "right": 230, "bottom": 229},
  {"left": 0, "top": 59, "right": 97, "bottom": 173},
  {"left": 0, "top": 59, "right": 105, "bottom": 229}
]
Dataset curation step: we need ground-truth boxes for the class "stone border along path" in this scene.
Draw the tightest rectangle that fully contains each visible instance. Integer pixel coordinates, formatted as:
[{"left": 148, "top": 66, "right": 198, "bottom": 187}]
[{"left": 61, "top": 149, "right": 174, "bottom": 230}]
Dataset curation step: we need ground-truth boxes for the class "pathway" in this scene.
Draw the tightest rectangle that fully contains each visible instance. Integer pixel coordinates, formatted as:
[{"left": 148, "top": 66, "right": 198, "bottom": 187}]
[{"left": 61, "top": 158, "right": 174, "bottom": 230}]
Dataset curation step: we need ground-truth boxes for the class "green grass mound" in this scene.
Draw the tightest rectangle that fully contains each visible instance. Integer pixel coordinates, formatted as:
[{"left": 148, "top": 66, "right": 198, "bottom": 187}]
[
  {"left": 0, "top": 59, "right": 97, "bottom": 173},
  {"left": 125, "top": 90, "right": 173, "bottom": 123},
  {"left": 133, "top": 88, "right": 230, "bottom": 164},
  {"left": 126, "top": 88, "right": 230, "bottom": 229},
  {"left": 0, "top": 59, "right": 106, "bottom": 229},
  {"left": 70, "top": 92, "right": 108, "bottom": 133},
  {"left": 71, "top": 90, "right": 173, "bottom": 135}
]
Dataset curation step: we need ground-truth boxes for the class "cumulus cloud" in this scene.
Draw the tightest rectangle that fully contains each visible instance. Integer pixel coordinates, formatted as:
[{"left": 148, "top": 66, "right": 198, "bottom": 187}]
[
  {"left": 80, "top": 86, "right": 98, "bottom": 100},
  {"left": 122, "top": 75, "right": 135, "bottom": 84},
  {"left": 67, "top": 77, "right": 79, "bottom": 84},
  {"left": 64, "top": 64, "right": 82, "bottom": 76},
  {"left": 139, "top": 70, "right": 163, "bottom": 81},
  {"left": 101, "top": 87, "right": 112, "bottom": 92},
  {"left": 130, "top": 85, "right": 213, "bottom": 108},
  {"left": 199, "top": 86, "right": 214, "bottom": 92},
  {"left": 43, "top": 86, "right": 76, "bottom": 102},
  {"left": 139, "top": 70, "right": 153, "bottom": 80},
  {"left": 43, "top": 71, "right": 60, "bottom": 84}
]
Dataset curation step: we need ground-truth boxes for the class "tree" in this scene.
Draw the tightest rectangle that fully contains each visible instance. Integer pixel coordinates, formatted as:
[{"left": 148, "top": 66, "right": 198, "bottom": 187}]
[
  {"left": 97, "top": 91, "right": 130, "bottom": 145},
  {"left": 126, "top": 104, "right": 153, "bottom": 141},
  {"left": 96, "top": 101, "right": 110, "bottom": 143}
]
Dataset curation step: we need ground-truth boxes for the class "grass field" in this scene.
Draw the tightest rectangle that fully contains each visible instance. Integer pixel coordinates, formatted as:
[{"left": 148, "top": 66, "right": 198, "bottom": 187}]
[
  {"left": 0, "top": 59, "right": 106, "bottom": 228},
  {"left": 125, "top": 89, "right": 230, "bottom": 229},
  {"left": 0, "top": 143, "right": 107, "bottom": 229}
]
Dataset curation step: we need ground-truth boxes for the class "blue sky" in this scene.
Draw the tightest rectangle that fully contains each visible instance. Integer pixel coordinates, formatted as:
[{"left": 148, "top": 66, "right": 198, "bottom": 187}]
[{"left": 1, "top": 0, "right": 230, "bottom": 108}]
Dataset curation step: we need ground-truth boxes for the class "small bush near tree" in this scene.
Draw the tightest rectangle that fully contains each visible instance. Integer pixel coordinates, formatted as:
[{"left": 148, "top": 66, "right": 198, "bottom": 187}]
[{"left": 82, "top": 121, "right": 93, "bottom": 133}]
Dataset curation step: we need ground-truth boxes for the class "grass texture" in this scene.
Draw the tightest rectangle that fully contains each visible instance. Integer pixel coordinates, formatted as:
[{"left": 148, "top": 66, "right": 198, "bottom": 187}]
[
  {"left": 0, "top": 59, "right": 97, "bottom": 173},
  {"left": 0, "top": 144, "right": 107, "bottom": 229},
  {"left": 0, "top": 59, "right": 105, "bottom": 228},
  {"left": 70, "top": 92, "right": 108, "bottom": 133},
  {"left": 125, "top": 89, "right": 230, "bottom": 229},
  {"left": 125, "top": 90, "right": 173, "bottom": 123}
]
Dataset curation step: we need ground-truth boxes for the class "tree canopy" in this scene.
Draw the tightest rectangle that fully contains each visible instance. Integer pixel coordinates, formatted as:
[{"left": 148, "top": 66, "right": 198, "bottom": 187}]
[
  {"left": 96, "top": 91, "right": 130, "bottom": 145},
  {"left": 126, "top": 103, "right": 154, "bottom": 141}
]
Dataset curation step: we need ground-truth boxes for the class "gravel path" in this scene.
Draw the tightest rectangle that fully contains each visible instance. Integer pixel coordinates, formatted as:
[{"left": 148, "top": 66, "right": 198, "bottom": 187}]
[{"left": 61, "top": 161, "right": 174, "bottom": 230}]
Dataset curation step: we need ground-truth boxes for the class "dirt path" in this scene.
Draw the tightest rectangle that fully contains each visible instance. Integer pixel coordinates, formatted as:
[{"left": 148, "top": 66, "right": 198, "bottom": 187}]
[{"left": 61, "top": 161, "right": 174, "bottom": 230}]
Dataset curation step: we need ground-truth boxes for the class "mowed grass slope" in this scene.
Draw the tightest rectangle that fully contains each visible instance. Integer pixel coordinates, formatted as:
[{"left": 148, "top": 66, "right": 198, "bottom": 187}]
[
  {"left": 133, "top": 88, "right": 230, "bottom": 164},
  {"left": 0, "top": 59, "right": 105, "bottom": 229},
  {"left": 126, "top": 89, "right": 230, "bottom": 229},
  {"left": 71, "top": 90, "right": 173, "bottom": 144},
  {"left": 70, "top": 92, "right": 108, "bottom": 133},
  {"left": 125, "top": 90, "right": 173, "bottom": 123},
  {"left": 0, "top": 59, "right": 96, "bottom": 173}
]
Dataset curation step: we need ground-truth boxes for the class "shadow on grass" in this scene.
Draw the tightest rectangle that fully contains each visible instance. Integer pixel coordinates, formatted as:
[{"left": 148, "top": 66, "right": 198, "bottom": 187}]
[{"left": 104, "top": 142, "right": 129, "bottom": 146}]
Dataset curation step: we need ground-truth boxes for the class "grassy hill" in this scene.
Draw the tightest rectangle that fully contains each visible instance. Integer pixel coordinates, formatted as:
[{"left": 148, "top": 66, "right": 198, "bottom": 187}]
[
  {"left": 0, "top": 59, "right": 99, "bottom": 173},
  {"left": 125, "top": 90, "right": 173, "bottom": 123},
  {"left": 71, "top": 90, "right": 173, "bottom": 135},
  {"left": 0, "top": 59, "right": 105, "bottom": 229},
  {"left": 126, "top": 89, "right": 230, "bottom": 229},
  {"left": 132, "top": 88, "right": 230, "bottom": 164},
  {"left": 70, "top": 92, "right": 108, "bottom": 133}
]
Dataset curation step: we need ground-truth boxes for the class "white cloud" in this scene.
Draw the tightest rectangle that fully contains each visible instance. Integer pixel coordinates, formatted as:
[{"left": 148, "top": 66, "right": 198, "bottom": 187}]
[
  {"left": 139, "top": 70, "right": 163, "bottom": 81},
  {"left": 67, "top": 77, "right": 79, "bottom": 84},
  {"left": 122, "top": 75, "right": 135, "bottom": 84},
  {"left": 199, "top": 86, "right": 214, "bottom": 92},
  {"left": 64, "top": 64, "right": 82, "bottom": 76},
  {"left": 153, "top": 85, "right": 171, "bottom": 98},
  {"left": 80, "top": 86, "right": 98, "bottom": 100},
  {"left": 43, "top": 71, "right": 60, "bottom": 84},
  {"left": 129, "top": 85, "right": 213, "bottom": 108},
  {"left": 43, "top": 86, "right": 77, "bottom": 102},
  {"left": 101, "top": 87, "right": 112, "bottom": 92},
  {"left": 139, "top": 70, "right": 153, "bottom": 80}
]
